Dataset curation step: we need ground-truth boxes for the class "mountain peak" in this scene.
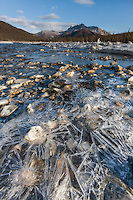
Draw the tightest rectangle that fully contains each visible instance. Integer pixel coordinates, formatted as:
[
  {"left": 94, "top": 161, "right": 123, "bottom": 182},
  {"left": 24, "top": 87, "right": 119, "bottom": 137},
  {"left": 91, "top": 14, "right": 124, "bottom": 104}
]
[
  {"left": 36, "top": 23, "right": 108, "bottom": 40},
  {"left": 66, "top": 24, "right": 87, "bottom": 32},
  {"left": 64, "top": 24, "right": 108, "bottom": 36}
]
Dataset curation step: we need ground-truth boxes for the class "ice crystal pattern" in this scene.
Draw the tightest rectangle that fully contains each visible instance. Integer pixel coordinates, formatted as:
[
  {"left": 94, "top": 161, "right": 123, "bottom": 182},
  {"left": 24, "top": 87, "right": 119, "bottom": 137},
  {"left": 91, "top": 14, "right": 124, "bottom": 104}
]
[{"left": 0, "top": 89, "right": 133, "bottom": 200}]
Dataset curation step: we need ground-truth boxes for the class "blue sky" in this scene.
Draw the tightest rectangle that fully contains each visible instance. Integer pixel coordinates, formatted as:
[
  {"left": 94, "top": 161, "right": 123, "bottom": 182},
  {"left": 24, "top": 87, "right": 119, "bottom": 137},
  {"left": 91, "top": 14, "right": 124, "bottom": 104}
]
[{"left": 0, "top": 0, "right": 132, "bottom": 33}]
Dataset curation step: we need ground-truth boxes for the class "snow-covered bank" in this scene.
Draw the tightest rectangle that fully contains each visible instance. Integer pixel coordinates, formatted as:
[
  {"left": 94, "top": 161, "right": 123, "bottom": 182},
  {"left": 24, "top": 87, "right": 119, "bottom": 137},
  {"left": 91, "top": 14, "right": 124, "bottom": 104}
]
[
  {"left": 0, "top": 41, "right": 45, "bottom": 44},
  {"left": 1, "top": 41, "right": 133, "bottom": 56},
  {"left": 0, "top": 41, "right": 14, "bottom": 44},
  {"left": 91, "top": 42, "right": 133, "bottom": 55}
]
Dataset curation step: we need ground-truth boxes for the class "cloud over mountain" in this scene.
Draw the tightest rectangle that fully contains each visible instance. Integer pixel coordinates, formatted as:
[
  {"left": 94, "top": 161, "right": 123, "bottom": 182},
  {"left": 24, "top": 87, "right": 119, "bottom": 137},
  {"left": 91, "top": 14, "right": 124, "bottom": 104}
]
[
  {"left": 0, "top": 15, "right": 74, "bottom": 32},
  {"left": 74, "top": 0, "right": 95, "bottom": 6},
  {"left": 51, "top": 6, "right": 58, "bottom": 10},
  {"left": 17, "top": 10, "right": 24, "bottom": 14},
  {"left": 39, "top": 13, "right": 60, "bottom": 20}
]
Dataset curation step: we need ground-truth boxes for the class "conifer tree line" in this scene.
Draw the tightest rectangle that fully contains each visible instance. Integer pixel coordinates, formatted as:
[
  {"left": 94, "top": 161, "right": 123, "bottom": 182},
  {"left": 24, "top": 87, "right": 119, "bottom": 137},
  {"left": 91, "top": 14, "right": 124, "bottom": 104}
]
[{"left": 50, "top": 32, "right": 133, "bottom": 43}]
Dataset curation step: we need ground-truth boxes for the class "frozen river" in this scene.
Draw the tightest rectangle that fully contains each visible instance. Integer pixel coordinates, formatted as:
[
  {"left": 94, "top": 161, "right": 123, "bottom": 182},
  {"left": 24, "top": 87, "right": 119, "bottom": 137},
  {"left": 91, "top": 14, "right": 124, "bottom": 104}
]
[{"left": 0, "top": 42, "right": 133, "bottom": 200}]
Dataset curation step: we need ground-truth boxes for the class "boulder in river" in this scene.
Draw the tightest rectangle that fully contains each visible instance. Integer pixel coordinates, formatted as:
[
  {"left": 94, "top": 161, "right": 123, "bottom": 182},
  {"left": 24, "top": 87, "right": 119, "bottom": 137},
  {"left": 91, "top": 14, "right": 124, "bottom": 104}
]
[
  {"left": 0, "top": 104, "right": 18, "bottom": 117},
  {"left": 128, "top": 76, "right": 133, "bottom": 82},
  {"left": 0, "top": 85, "right": 7, "bottom": 91},
  {"left": 0, "top": 99, "right": 9, "bottom": 107}
]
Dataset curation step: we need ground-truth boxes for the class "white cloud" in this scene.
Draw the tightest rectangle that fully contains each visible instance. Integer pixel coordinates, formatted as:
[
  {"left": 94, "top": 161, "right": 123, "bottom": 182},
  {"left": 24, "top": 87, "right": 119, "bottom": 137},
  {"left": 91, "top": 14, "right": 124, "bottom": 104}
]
[
  {"left": 74, "top": 0, "right": 95, "bottom": 6},
  {"left": 51, "top": 6, "right": 58, "bottom": 10},
  {"left": 0, "top": 15, "right": 75, "bottom": 32},
  {"left": 39, "top": 13, "right": 60, "bottom": 20},
  {"left": 17, "top": 10, "right": 24, "bottom": 14}
]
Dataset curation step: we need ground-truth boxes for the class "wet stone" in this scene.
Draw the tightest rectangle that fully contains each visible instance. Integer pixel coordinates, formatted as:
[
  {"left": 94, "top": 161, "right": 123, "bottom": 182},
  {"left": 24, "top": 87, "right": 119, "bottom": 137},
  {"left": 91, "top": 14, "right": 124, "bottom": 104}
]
[
  {"left": 6, "top": 79, "right": 15, "bottom": 85},
  {"left": 66, "top": 71, "right": 75, "bottom": 77},
  {"left": 114, "top": 65, "right": 123, "bottom": 71},
  {"left": 128, "top": 70, "right": 133, "bottom": 75},
  {"left": 0, "top": 99, "right": 9, "bottom": 107},
  {"left": 15, "top": 54, "right": 25, "bottom": 58},
  {"left": 0, "top": 104, "right": 18, "bottom": 117},
  {"left": 94, "top": 80, "right": 103, "bottom": 88},
  {"left": 52, "top": 71, "right": 62, "bottom": 77},
  {"left": 114, "top": 101, "right": 124, "bottom": 107},
  {"left": 10, "top": 83, "right": 23, "bottom": 89},
  {"left": 103, "top": 65, "right": 110, "bottom": 68},
  {"left": 41, "top": 92, "right": 49, "bottom": 98},
  {"left": 104, "top": 182, "right": 132, "bottom": 200},
  {"left": 110, "top": 61, "right": 117, "bottom": 66},
  {"left": 87, "top": 70, "right": 95, "bottom": 74},
  {"left": 120, "top": 88, "right": 131, "bottom": 96},
  {"left": 8, "top": 88, "right": 23, "bottom": 97},
  {"left": 127, "top": 65, "right": 133, "bottom": 71},
  {"left": 0, "top": 85, "right": 7, "bottom": 91},
  {"left": 0, "top": 75, "right": 6, "bottom": 80},
  {"left": 128, "top": 76, "right": 133, "bottom": 82}
]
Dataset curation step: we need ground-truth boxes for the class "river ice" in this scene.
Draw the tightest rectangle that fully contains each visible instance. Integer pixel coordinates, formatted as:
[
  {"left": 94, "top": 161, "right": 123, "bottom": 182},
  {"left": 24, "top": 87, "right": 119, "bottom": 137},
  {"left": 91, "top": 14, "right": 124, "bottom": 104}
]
[{"left": 0, "top": 42, "right": 132, "bottom": 200}]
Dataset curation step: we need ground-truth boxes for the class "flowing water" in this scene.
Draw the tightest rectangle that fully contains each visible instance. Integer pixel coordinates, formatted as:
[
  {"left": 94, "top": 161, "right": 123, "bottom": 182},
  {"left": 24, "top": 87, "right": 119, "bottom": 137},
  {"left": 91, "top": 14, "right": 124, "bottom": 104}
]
[{"left": 0, "top": 42, "right": 133, "bottom": 200}]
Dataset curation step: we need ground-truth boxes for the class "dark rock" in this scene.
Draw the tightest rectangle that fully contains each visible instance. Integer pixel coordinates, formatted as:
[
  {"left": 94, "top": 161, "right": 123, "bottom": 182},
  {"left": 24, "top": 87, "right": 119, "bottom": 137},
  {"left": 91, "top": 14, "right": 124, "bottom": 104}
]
[
  {"left": 104, "top": 182, "right": 132, "bottom": 200},
  {"left": 104, "top": 176, "right": 133, "bottom": 200},
  {"left": 127, "top": 65, "right": 133, "bottom": 71},
  {"left": 120, "top": 88, "right": 131, "bottom": 96},
  {"left": 114, "top": 65, "right": 123, "bottom": 72}
]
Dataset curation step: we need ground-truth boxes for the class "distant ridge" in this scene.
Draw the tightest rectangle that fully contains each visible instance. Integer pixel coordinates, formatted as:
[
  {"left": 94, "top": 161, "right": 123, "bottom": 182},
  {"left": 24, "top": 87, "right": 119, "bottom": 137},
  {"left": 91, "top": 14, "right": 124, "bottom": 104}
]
[
  {"left": 60, "top": 28, "right": 96, "bottom": 38},
  {"left": 65, "top": 24, "right": 108, "bottom": 35},
  {"left": 0, "top": 21, "right": 42, "bottom": 41},
  {"left": 36, "top": 30, "right": 60, "bottom": 40},
  {"left": 36, "top": 24, "right": 109, "bottom": 40}
]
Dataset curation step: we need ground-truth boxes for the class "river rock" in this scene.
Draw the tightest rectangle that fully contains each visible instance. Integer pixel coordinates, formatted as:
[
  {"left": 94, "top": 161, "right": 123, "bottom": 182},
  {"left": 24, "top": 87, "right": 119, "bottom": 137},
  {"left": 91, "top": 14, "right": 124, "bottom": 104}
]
[
  {"left": 35, "top": 75, "right": 44, "bottom": 79},
  {"left": 66, "top": 71, "right": 75, "bottom": 77},
  {"left": 114, "top": 101, "right": 124, "bottom": 107},
  {"left": 63, "top": 85, "right": 72, "bottom": 91},
  {"left": 120, "top": 88, "right": 131, "bottom": 96},
  {"left": 87, "top": 70, "right": 95, "bottom": 74},
  {"left": 128, "top": 70, "right": 133, "bottom": 75},
  {"left": 14, "top": 79, "right": 31, "bottom": 85},
  {"left": 0, "top": 99, "right": 9, "bottom": 107},
  {"left": 6, "top": 79, "right": 14, "bottom": 85},
  {"left": 59, "top": 65, "right": 69, "bottom": 72},
  {"left": 82, "top": 104, "right": 91, "bottom": 112},
  {"left": 15, "top": 54, "right": 25, "bottom": 58},
  {"left": 110, "top": 61, "right": 117, "bottom": 66},
  {"left": 27, "top": 104, "right": 34, "bottom": 113},
  {"left": 114, "top": 65, "right": 123, "bottom": 71},
  {"left": 127, "top": 65, "right": 133, "bottom": 71},
  {"left": 0, "top": 104, "right": 18, "bottom": 117},
  {"left": 0, "top": 85, "right": 7, "bottom": 91},
  {"left": 8, "top": 88, "right": 23, "bottom": 97},
  {"left": 25, "top": 126, "right": 47, "bottom": 143},
  {"left": 103, "top": 65, "right": 110, "bottom": 68},
  {"left": 11, "top": 83, "right": 23, "bottom": 89},
  {"left": 52, "top": 71, "right": 62, "bottom": 77},
  {"left": 94, "top": 80, "right": 103, "bottom": 87},
  {"left": 41, "top": 92, "right": 49, "bottom": 98},
  {"left": 128, "top": 76, "right": 133, "bottom": 82},
  {"left": 0, "top": 75, "right": 6, "bottom": 80}
]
